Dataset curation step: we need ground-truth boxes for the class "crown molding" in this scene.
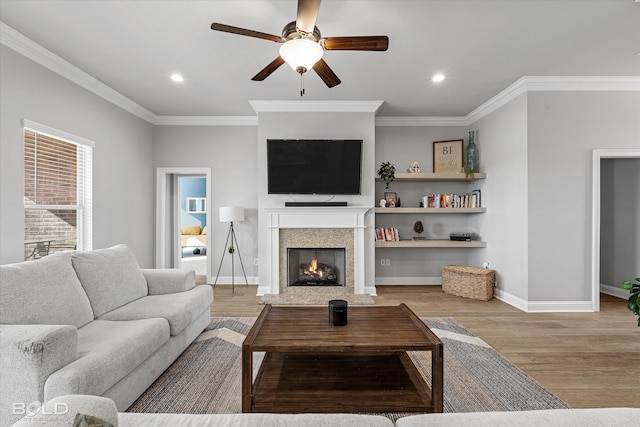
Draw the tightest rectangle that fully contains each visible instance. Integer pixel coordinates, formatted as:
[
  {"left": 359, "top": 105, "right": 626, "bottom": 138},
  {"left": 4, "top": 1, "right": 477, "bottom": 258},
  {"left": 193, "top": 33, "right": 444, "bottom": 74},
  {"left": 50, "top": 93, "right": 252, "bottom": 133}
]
[
  {"left": 464, "top": 76, "right": 640, "bottom": 125},
  {"left": 375, "top": 116, "right": 469, "bottom": 127},
  {"left": 154, "top": 115, "right": 258, "bottom": 126},
  {"left": 0, "top": 21, "right": 156, "bottom": 123},
  {"left": 249, "top": 100, "right": 384, "bottom": 113},
  {"left": 3, "top": 21, "right": 638, "bottom": 128}
]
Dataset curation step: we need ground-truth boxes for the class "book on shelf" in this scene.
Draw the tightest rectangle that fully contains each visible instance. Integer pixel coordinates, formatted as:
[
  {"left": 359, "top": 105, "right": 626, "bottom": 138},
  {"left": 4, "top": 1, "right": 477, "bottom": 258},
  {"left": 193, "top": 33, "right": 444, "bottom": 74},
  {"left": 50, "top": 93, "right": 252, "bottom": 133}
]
[
  {"left": 422, "top": 190, "right": 481, "bottom": 209},
  {"left": 375, "top": 227, "right": 400, "bottom": 242}
]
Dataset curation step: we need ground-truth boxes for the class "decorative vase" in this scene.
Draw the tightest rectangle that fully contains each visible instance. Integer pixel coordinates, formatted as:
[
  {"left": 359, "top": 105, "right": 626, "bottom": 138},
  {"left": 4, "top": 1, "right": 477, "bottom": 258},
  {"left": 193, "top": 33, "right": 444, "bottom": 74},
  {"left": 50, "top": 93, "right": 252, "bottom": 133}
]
[{"left": 466, "top": 131, "right": 479, "bottom": 173}]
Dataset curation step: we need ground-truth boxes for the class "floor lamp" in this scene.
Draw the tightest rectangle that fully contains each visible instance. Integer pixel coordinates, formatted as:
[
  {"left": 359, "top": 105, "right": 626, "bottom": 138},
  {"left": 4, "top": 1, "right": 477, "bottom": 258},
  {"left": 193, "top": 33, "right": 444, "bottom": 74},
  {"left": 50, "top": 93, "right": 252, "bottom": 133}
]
[{"left": 213, "top": 206, "right": 248, "bottom": 293}]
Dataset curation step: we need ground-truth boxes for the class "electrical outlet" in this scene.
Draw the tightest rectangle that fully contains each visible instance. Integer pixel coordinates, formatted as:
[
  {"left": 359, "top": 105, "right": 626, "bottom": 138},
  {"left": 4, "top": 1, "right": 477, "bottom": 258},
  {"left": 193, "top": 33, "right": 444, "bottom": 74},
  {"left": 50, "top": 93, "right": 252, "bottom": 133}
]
[
  {"left": 253, "top": 258, "right": 259, "bottom": 266},
  {"left": 483, "top": 261, "right": 490, "bottom": 269},
  {"left": 385, "top": 259, "right": 391, "bottom": 266},
  {"left": 380, "top": 259, "right": 385, "bottom": 266}
]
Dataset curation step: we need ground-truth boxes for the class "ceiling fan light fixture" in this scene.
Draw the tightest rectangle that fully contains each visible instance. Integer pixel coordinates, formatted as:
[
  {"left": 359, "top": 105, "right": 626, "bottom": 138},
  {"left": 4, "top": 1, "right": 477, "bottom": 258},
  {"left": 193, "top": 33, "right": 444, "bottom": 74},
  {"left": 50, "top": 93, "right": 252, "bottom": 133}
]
[{"left": 279, "top": 38, "right": 323, "bottom": 73}]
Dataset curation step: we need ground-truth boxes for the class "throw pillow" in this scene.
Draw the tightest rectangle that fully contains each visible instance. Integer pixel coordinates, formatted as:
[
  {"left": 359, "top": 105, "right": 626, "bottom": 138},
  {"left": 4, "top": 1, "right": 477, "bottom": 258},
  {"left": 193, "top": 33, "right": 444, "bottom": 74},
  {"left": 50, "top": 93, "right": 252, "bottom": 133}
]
[
  {"left": 181, "top": 225, "right": 201, "bottom": 235},
  {"left": 73, "top": 413, "right": 114, "bottom": 427}
]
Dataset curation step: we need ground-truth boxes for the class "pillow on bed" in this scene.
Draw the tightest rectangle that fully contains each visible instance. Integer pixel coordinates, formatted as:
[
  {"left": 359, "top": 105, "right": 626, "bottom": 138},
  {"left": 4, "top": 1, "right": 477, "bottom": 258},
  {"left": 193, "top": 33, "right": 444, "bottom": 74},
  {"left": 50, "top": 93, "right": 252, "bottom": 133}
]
[
  {"left": 201, "top": 226, "right": 207, "bottom": 235},
  {"left": 181, "top": 225, "right": 202, "bottom": 235}
]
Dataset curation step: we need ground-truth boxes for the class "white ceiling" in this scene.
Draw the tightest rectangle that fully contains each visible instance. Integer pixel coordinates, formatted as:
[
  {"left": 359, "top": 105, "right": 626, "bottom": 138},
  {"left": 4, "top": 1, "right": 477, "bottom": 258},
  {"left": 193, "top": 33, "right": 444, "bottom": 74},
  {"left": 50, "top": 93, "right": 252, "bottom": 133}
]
[{"left": 1, "top": 0, "right": 638, "bottom": 118}]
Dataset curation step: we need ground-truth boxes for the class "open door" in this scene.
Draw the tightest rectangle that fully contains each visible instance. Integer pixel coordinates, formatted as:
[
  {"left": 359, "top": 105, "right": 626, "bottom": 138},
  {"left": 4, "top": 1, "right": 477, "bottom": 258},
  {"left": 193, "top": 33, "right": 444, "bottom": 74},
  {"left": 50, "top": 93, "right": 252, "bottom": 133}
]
[{"left": 156, "top": 167, "right": 212, "bottom": 282}]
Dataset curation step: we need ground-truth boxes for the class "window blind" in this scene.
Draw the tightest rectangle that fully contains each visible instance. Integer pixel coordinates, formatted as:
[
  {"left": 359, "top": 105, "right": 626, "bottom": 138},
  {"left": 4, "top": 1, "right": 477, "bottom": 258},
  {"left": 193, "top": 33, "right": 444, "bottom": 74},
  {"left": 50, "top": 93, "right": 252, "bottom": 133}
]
[{"left": 23, "top": 121, "right": 93, "bottom": 258}]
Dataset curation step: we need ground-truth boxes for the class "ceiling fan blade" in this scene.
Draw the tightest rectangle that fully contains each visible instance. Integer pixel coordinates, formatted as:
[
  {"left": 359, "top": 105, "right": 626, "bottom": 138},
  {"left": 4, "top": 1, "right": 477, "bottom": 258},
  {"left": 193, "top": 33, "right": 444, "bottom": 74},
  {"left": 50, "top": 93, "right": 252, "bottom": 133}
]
[
  {"left": 252, "top": 56, "right": 286, "bottom": 81},
  {"left": 323, "top": 36, "right": 389, "bottom": 51},
  {"left": 296, "top": 0, "right": 321, "bottom": 34},
  {"left": 312, "top": 58, "right": 341, "bottom": 88},
  {"left": 211, "top": 23, "right": 282, "bottom": 43}
]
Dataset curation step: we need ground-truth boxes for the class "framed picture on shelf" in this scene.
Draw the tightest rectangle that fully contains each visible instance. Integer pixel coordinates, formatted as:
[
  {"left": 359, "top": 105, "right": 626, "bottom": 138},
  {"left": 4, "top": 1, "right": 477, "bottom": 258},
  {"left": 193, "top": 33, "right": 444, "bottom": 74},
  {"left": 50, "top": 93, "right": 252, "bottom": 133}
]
[
  {"left": 384, "top": 191, "right": 397, "bottom": 207},
  {"left": 433, "top": 139, "right": 463, "bottom": 173}
]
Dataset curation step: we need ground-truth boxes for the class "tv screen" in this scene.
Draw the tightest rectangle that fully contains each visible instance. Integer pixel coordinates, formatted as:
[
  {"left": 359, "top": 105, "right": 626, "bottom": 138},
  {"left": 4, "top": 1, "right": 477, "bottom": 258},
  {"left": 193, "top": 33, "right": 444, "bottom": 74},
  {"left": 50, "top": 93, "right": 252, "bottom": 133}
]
[{"left": 267, "top": 139, "right": 363, "bottom": 195}]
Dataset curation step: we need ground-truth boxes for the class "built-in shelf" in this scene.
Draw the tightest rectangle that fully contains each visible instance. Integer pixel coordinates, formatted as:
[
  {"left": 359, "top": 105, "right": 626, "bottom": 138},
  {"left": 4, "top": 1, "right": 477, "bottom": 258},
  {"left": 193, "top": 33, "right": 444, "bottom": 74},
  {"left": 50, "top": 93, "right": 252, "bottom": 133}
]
[
  {"left": 375, "top": 172, "right": 486, "bottom": 182},
  {"left": 375, "top": 240, "right": 487, "bottom": 248},
  {"left": 375, "top": 207, "right": 486, "bottom": 214}
]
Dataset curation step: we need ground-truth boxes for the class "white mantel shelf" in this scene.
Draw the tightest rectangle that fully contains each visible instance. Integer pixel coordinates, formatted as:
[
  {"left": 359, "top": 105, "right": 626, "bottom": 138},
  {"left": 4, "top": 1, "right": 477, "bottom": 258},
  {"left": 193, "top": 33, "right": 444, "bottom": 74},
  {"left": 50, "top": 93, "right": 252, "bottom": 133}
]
[{"left": 265, "top": 206, "right": 372, "bottom": 229}]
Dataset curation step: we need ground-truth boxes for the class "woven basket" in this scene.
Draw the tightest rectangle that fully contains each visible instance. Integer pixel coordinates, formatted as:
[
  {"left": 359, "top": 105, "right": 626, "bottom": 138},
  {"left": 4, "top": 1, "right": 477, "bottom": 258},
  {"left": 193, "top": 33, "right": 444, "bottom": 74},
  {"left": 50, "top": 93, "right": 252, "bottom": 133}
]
[{"left": 441, "top": 265, "right": 495, "bottom": 301}]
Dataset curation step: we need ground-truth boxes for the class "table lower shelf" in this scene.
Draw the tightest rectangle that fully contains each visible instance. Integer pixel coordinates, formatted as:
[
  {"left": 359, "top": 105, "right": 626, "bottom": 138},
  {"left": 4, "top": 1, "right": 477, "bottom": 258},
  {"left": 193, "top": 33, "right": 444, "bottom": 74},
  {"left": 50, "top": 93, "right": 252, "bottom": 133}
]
[{"left": 248, "top": 352, "right": 434, "bottom": 413}]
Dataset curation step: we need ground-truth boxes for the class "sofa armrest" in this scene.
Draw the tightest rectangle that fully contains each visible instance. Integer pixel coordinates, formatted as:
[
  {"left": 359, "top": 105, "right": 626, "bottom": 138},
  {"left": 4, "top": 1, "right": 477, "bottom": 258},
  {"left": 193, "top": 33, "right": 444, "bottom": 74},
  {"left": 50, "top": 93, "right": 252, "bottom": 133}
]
[
  {"left": 141, "top": 269, "right": 195, "bottom": 295},
  {"left": 0, "top": 325, "right": 78, "bottom": 425}
]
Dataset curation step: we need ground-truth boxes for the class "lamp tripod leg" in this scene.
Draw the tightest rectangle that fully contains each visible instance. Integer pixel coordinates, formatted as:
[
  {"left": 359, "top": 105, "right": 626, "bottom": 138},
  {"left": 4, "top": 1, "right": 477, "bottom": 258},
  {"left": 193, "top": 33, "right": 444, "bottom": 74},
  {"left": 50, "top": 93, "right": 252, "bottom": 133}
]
[
  {"left": 213, "top": 223, "right": 233, "bottom": 287},
  {"left": 231, "top": 227, "right": 249, "bottom": 287}
]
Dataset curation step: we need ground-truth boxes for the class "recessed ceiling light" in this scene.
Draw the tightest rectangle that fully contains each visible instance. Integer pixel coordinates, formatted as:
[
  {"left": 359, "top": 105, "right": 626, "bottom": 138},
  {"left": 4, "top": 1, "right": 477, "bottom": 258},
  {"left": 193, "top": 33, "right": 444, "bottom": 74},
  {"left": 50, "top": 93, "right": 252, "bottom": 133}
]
[
  {"left": 170, "top": 73, "right": 185, "bottom": 83},
  {"left": 432, "top": 74, "right": 445, "bottom": 83}
]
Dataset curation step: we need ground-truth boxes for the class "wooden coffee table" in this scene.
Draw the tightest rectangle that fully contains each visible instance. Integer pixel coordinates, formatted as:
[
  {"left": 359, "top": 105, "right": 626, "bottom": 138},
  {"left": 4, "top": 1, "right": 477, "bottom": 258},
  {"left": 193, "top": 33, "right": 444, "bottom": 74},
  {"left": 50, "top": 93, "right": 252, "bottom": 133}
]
[{"left": 242, "top": 303, "right": 443, "bottom": 413}]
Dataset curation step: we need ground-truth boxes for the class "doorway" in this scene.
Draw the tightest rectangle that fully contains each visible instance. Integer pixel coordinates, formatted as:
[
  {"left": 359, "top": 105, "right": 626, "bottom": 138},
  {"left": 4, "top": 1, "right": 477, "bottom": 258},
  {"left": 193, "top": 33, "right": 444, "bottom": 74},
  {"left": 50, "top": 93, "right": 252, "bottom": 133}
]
[
  {"left": 156, "top": 167, "right": 212, "bottom": 282},
  {"left": 591, "top": 149, "right": 640, "bottom": 312}
]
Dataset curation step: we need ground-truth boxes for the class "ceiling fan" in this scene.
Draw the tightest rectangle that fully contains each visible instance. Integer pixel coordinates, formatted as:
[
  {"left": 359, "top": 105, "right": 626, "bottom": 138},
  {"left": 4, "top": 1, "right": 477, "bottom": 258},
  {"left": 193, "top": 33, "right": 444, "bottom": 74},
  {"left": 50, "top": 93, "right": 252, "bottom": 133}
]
[{"left": 210, "top": 0, "right": 389, "bottom": 94}]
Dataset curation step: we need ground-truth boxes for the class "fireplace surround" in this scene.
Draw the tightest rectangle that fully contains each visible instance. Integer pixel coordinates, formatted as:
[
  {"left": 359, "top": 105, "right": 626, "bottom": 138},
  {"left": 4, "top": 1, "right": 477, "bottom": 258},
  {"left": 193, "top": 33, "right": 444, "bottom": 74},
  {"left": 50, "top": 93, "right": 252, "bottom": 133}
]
[{"left": 262, "top": 207, "right": 372, "bottom": 301}]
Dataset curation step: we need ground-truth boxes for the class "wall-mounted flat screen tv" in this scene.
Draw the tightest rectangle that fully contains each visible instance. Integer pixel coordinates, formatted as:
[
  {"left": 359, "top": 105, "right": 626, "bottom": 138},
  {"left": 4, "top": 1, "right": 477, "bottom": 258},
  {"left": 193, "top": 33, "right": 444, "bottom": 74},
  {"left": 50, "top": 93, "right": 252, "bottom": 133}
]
[{"left": 267, "top": 139, "right": 363, "bottom": 195}]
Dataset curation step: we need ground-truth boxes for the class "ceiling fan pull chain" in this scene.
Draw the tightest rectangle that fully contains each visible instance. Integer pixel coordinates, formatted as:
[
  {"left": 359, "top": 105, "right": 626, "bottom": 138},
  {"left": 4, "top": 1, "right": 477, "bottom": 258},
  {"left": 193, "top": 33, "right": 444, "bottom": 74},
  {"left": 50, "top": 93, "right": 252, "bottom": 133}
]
[{"left": 300, "top": 72, "right": 305, "bottom": 97}]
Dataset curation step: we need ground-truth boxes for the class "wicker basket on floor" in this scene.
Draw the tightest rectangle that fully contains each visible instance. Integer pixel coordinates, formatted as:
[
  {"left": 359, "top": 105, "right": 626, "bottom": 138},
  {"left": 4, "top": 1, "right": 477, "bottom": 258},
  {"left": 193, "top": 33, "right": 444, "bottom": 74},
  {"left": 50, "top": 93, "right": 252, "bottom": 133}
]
[{"left": 441, "top": 265, "right": 495, "bottom": 301}]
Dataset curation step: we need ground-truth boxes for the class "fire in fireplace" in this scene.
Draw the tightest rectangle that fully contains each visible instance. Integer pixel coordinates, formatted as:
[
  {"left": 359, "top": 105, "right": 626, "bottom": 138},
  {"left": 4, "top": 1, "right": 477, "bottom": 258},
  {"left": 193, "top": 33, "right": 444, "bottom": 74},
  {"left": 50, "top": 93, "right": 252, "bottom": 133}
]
[{"left": 288, "top": 248, "right": 345, "bottom": 286}]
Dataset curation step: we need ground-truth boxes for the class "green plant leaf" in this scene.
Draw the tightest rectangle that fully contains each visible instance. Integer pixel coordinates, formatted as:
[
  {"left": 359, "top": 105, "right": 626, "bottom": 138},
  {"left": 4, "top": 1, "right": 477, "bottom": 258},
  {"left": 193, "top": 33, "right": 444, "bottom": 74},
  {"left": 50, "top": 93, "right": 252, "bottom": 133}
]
[{"left": 622, "top": 280, "right": 632, "bottom": 290}]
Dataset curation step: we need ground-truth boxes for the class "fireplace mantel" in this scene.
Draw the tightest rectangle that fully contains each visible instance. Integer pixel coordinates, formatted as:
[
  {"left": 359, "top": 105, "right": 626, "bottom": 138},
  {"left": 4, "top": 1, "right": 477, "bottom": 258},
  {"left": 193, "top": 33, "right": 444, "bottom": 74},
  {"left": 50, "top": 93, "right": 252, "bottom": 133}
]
[{"left": 262, "top": 207, "right": 372, "bottom": 296}]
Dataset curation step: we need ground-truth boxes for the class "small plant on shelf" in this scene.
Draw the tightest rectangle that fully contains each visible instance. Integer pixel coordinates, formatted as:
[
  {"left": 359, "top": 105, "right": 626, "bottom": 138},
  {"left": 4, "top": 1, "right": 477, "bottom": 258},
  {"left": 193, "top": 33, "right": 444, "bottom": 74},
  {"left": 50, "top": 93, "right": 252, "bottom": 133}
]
[
  {"left": 621, "top": 277, "right": 640, "bottom": 326},
  {"left": 377, "top": 161, "right": 396, "bottom": 189}
]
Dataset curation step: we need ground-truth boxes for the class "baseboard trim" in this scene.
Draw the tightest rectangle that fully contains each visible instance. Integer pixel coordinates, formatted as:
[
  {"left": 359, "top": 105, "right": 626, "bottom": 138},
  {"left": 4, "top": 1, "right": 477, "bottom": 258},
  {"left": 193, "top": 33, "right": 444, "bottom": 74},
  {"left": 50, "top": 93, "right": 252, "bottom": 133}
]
[
  {"left": 600, "top": 283, "right": 628, "bottom": 299},
  {"left": 375, "top": 276, "right": 442, "bottom": 285},
  {"left": 208, "top": 276, "right": 258, "bottom": 286},
  {"left": 525, "top": 300, "right": 595, "bottom": 313},
  {"left": 493, "top": 289, "right": 528, "bottom": 312},
  {"left": 493, "top": 289, "right": 594, "bottom": 312}
]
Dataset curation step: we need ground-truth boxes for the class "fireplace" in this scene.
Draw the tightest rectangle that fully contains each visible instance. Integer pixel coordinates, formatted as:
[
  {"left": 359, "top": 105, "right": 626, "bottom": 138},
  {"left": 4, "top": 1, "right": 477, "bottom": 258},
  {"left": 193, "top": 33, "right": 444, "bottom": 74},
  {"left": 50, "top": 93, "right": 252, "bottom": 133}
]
[
  {"left": 261, "top": 206, "right": 374, "bottom": 298},
  {"left": 288, "top": 248, "right": 346, "bottom": 286}
]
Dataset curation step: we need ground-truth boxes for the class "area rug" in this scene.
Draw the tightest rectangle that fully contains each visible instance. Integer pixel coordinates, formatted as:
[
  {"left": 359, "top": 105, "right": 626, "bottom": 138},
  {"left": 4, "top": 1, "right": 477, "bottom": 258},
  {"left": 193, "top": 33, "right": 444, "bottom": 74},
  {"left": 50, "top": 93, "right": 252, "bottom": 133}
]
[{"left": 127, "top": 317, "right": 567, "bottom": 418}]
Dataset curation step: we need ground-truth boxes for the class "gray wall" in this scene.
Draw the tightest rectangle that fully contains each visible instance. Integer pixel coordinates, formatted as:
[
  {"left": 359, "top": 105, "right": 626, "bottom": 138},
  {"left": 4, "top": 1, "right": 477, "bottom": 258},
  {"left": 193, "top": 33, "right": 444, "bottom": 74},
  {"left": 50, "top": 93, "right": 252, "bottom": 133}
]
[
  {"left": 527, "top": 91, "right": 640, "bottom": 301},
  {"left": 600, "top": 158, "right": 640, "bottom": 289},
  {"left": 153, "top": 125, "right": 259, "bottom": 279},
  {"left": 0, "top": 46, "right": 155, "bottom": 266},
  {"left": 468, "top": 93, "right": 530, "bottom": 300}
]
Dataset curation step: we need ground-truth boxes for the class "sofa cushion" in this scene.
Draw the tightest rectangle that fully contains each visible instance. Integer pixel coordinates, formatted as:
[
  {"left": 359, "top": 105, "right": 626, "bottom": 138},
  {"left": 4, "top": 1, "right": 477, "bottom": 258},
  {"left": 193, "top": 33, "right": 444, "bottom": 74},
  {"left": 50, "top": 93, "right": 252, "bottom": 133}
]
[
  {"left": 44, "top": 319, "right": 169, "bottom": 399},
  {"left": 118, "top": 412, "right": 395, "bottom": 427},
  {"left": 98, "top": 285, "right": 212, "bottom": 336},
  {"left": 0, "top": 252, "right": 94, "bottom": 328},
  {"left": 71, "top": 244, "right": 148, "bottom": 317},
  {"left": 394, "top": 408, "right": 640, "bottom": 427}
]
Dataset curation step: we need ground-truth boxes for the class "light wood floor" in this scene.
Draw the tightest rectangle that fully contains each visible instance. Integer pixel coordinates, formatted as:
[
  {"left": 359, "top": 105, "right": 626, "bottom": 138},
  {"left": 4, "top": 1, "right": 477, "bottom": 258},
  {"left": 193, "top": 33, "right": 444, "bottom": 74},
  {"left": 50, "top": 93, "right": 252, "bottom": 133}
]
[{"left": 206, "top": 283, "right": 640, "bottom": 409}]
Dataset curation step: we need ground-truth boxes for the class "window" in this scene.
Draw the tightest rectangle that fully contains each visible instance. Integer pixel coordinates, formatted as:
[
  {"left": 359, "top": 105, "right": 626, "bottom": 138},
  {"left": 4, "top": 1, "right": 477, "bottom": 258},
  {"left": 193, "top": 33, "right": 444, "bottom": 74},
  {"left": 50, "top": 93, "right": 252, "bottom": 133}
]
[{"left": 23, "top": 120, "right": 93, "bottom": 260}]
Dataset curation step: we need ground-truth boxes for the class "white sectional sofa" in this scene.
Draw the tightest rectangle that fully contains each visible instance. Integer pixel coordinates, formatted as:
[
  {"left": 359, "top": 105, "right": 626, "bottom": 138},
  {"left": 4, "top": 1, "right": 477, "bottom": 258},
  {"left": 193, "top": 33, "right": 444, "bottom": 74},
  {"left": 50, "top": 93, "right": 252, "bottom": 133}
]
[
  {"left": 0, "top": 245, "right": 213, "bottom": 427},
  {"left": 9, "top": 395, "right": 640, "bottom": 427}
]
